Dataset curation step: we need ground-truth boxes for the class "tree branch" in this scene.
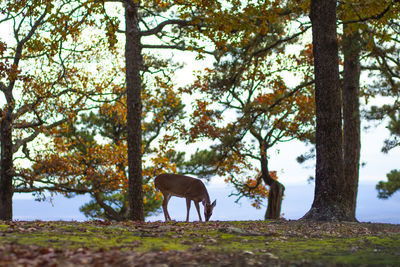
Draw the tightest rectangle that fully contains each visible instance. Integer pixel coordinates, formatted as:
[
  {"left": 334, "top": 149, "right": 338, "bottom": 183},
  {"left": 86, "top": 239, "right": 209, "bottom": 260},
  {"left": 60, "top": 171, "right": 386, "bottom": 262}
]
[
  {"left": 93, "top": 191, "right": 123, "bottom": 221},
  {"left": 252, "top": 25, "right": 311, "bottom": 58},
  {"left": 12, "top": 118, "right": 68, "bottom": 154},
  {"left": 341, "top": 0, "right": 398, "bottom": 25},
  {"left": 140, "top": 19, "right": 189, "bottom": 36}
]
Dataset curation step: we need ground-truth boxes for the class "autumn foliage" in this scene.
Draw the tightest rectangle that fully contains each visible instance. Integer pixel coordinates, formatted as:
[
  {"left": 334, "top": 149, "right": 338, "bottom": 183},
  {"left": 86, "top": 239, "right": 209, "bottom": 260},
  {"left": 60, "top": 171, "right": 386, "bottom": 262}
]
[
  {"left": 179, "top": 1, "right": 316, "bottom": 215},
  {"left": 1, "top": 0, "right": 314, "bottom": 220},
  {"left": 2, "top": 0, "right": 399, "bottom": 222}
]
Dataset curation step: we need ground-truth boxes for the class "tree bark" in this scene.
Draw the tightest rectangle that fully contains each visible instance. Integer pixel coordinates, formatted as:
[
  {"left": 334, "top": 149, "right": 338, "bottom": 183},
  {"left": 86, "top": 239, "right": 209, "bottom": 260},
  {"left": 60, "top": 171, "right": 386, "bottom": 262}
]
[
  {"left": 265, "top": 180, "right": 284, "bottom": 220},
  {"left": 302, "top": 0, "right": 355, "bottom": 221},
  {"left": 0, "top": 107, "right": 14, "bottom": 220},
  {"left": 125, "top": 3, "right": 144, "bottom": 221},
  {"left": 342, "top": 25, "right": 361, "bottom": 220},
  {"left": 260, "top": 154, "right": 285, "bottom": 220}
]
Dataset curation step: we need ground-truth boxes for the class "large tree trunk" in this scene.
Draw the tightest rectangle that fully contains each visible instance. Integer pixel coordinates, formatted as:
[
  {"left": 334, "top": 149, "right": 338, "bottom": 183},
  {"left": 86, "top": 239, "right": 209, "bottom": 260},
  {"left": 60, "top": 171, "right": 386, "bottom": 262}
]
[
  {"left": 125, "top": 3, "right": 144, "bottom": 221},
  {"left": 260, "top": 154, "right": 285, "bottom": 220},
  {"left": 342, "top": 25, "right": 361, "bottom": 220},
  {"left": 302, "top": 0, "right": 355, "bottom": 221},
  {"left": 0, "top": 108, "right": 14, "bottom": 220}
]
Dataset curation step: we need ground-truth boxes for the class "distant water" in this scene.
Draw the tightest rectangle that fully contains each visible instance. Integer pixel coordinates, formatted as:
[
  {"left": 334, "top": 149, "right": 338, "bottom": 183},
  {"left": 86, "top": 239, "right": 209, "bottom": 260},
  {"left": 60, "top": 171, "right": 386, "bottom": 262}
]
[
  {"left": 13, "top": 183, "right": 400, "bottom": 224},
  {"left": 13, "top": 195, "right": 89, "bottom": 221}
]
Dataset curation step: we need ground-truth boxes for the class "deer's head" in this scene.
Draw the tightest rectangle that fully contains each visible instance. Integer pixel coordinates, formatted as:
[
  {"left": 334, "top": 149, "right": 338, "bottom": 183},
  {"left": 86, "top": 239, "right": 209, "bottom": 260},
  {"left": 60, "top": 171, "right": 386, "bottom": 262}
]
[{"left": 204, "top": 200, "right": 216, "bottom": 221}]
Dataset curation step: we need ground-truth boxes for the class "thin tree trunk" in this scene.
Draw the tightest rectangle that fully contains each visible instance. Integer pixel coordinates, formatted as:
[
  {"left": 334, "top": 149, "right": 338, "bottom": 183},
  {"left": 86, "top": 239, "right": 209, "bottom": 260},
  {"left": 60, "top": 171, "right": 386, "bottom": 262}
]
[
  {"left": 0, "top": 108, "right": 14, "bottom": 221},
  {"left": 302, "top": 0, "right": 355, "bottom": 221},
  {"left": 125, "top": 3, "right": 144, "bottom": 221},
  {"left": 260, "top": 154, "right": 285, "bottom": 220},
  {"left": 265, "top": 180, "right": 284, "bottom": 220},
  {"left": 342, "top": 25, "right": 361, "bottom": 219}
]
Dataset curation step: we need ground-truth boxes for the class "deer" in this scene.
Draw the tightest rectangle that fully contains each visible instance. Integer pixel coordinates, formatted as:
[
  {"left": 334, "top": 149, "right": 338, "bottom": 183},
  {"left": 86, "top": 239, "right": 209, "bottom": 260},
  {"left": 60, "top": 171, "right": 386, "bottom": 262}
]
[{"left": 154, "top": 173, "right": 216, "bottom": 222}]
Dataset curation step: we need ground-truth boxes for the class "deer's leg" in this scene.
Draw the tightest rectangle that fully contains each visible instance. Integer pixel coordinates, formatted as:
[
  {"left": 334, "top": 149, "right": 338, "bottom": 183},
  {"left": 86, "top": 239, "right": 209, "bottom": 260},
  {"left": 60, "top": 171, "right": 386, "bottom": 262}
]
[
  {"left": 162, "top": 193, "right": 172, "bottom": 222},
  {"left": 185, "top": 198, "right": 191, "bottom": 222},
  {"left": 194, "top": 201, "right": 202, "bottom": 222}
]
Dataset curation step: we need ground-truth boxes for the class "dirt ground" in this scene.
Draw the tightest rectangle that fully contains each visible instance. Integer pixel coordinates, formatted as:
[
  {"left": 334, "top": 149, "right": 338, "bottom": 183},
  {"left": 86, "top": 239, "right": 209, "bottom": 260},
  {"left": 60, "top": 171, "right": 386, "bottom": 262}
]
[{"left": 0, "top": 220, "right": 399, "bottom": 266}]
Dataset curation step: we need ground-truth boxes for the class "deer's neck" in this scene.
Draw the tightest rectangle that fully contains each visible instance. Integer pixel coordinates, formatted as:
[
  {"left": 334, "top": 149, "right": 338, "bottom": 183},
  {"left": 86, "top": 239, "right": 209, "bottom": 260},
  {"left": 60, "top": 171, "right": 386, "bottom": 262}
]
[{"left": 202, "top": 191, "right": 211, "bottom": 205}]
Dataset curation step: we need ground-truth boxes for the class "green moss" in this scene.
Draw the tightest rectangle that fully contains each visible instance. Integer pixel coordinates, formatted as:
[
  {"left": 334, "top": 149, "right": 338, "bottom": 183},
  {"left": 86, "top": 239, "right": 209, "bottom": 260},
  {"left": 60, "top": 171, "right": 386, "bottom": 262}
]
[
  {"left": 0, "top": 222, "right": 138, "bottom": 250},
  {"left": 4, "top": 231, "right": 122, "bottom": 250},
  {"left": 0, "top": 221, "right": 399, "bottom": 266},
  {"left": 136, "top": 236, "right": 190, "bottom": 252},
  {"left": 215, "top": 235, "right": 266, "bottom": 252},
  {"left": 267, "top": 235, "right": 400, "bottom": 265},
  {"left": 0, "top": 224, "right": 9, "bottom": 230}
]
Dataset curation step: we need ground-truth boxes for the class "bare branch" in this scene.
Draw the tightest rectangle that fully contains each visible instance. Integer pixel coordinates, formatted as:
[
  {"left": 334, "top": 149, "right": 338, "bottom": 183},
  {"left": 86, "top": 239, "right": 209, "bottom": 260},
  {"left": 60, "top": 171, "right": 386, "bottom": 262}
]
[
  {"left": 13, "top": 118, "right": 68, "bottom": 154},
  {"left": 140, "top": 19, "right": 189, "bottom": 36},
  {"left": 252, "top": 26, "right": 311, "bottom": 58}
]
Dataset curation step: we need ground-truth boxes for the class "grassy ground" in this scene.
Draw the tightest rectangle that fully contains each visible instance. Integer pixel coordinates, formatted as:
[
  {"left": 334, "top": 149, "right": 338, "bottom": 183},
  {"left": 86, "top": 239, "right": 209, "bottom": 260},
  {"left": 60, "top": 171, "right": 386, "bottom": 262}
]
[{"left": 0, "top": 220, "right": 399, "bottom": 266}]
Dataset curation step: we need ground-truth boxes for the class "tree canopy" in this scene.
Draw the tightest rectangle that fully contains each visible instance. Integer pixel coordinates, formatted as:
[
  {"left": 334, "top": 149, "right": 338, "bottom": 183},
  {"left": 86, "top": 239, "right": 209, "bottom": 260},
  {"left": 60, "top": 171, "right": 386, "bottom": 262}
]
[{"left": 1, "top": 0, "right": 400, "bottom": 221}]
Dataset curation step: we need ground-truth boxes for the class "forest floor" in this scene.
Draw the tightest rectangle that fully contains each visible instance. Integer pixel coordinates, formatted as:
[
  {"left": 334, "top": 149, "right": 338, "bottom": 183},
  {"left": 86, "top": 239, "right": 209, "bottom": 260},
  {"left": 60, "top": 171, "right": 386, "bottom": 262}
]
[{"left": 0, "top": 220, "right": 399, "bottom": 266}]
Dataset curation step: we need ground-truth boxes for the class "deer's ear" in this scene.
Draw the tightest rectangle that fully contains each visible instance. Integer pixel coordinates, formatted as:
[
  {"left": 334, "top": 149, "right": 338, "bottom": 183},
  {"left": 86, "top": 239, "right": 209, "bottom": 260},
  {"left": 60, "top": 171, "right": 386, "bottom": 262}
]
[{"left": 211, "top": 200, "right": 216, "bottom": 207}]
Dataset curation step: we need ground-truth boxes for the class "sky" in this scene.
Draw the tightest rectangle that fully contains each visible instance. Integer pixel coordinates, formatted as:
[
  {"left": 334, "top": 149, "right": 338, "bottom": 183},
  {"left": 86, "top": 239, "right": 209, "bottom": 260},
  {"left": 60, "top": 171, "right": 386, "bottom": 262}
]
[
  {"left": 13, "top": 180, "right": 400, "bottom": 223},
  {"left": 12, "top": 119, "right": 400, "bottom": 224},
  {"left": 3, "top": 8, "right": 400, "bottom": 224},
  {"left": 10, "top": 66, "right": 400, "bottom": 224},
  {"left": 8, "top": 49, "right": 400, "bottom": 224}
]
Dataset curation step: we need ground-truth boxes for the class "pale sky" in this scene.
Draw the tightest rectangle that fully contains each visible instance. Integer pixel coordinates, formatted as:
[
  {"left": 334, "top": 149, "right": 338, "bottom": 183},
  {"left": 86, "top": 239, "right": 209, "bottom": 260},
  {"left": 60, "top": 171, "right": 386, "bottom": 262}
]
[{"left": 4, "top": 8, "right": 400, "bottom": 223}]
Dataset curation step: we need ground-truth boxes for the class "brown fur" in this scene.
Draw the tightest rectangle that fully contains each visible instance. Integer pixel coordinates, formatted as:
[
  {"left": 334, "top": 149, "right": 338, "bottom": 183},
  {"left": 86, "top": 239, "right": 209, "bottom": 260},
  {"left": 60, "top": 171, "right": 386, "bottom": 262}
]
[{"left": 155, "top": 174, "right": 216, "bottom": 222}]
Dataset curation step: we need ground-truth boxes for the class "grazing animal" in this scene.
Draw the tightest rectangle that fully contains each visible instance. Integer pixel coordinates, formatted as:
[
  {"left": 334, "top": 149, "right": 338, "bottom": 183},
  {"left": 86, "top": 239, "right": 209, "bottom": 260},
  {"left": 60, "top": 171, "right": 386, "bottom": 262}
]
[{"left": 154, "top": 173, "right": 216, "bottom": 222}]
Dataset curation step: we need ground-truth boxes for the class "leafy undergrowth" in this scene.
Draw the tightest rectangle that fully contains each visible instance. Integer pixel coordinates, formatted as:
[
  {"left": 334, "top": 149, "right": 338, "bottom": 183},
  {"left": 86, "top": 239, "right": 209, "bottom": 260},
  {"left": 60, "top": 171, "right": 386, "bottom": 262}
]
[{"left": 0, "top": 220, "right": 399, "bottom": 266}]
